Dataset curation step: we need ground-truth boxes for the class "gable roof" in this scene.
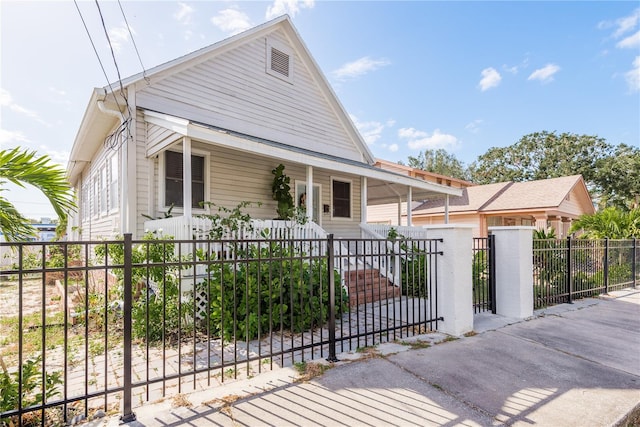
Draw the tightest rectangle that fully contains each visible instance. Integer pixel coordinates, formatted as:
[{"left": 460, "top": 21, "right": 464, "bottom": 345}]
[
  {"left": 413, "top": 175, "right": 593, "bottom": 215},
  {"left": 67, "top": 15, "right": 376, "bottom": 185}
]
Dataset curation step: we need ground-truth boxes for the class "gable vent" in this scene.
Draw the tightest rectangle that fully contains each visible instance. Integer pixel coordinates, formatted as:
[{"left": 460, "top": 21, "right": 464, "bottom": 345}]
[{"left": 270, "top": 47, "right": 290, "bottom": 77}]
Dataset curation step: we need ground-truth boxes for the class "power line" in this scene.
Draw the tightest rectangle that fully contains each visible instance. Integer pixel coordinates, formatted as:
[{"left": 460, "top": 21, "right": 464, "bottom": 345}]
[
  {"left": 73, "top": 0, "right": 127, "bottom": 122},
  {"left": 117, "top": 0, "right": 149, "bottom": 85},
  {"left": 94, "top": 0, "right": 128, "bottom": 109}
]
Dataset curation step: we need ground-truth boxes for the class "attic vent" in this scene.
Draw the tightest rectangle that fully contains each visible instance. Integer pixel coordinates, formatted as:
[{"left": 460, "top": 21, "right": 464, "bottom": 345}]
[
  {"left": 266, "top": 39, "right": 293, "bottom": 83},
  {"left": 270, "top": 47, "right": 290, "bottom": 77}
]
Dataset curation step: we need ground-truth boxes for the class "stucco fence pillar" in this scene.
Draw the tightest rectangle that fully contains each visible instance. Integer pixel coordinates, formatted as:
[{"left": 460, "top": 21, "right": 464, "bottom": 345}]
[
  {"left": 422, "top": 224, "right": 474, "bottom": 336},
  {"left": 489, "top": 226, "right": 535, "bottom": 319}
]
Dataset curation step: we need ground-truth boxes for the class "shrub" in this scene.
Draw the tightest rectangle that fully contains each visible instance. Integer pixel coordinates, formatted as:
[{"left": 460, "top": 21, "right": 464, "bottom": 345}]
[
  {"left": 94, "top": 232, "right": 188, "bottom": 343},
  {"left": 399, "top": 244, "right": 429, "bottom": 298},
  {"left": 0, "top": 356, "right": 62, "bottom": 420},
  {"left": 197, "top": 241, "right": 347, "bottom": 342}
]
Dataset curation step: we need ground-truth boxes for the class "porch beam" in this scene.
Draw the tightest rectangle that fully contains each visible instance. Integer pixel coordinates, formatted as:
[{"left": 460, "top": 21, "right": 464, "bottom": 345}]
[
  {"left": 183, "top": 137, "right": 192, "bottom": 217},
  {"left": 306, "top": 165, "right": 313, "bottom": 222}
]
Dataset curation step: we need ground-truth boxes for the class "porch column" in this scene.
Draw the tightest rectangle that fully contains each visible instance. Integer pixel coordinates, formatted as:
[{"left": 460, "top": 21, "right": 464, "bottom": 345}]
[
  {"left": 406, "top": 187, "right": 412, "bottom": 227},
  {"left": 445, "top": 195, "right": 450, "bottom": 224},
  {"left": 425, "top": 224, "right": 474, "bottom": 336},
  {"left": 306, "top": 166, "right": 313, "bottom": 222},
  {"left": 361, "top": 176, "right": 367, "bottom": 223},
  {"left": 397, "top": 196, "right": 402, "bottom": 226},
  {"left": 534, "top": 214, "right": 547, "bottom": 231},
  {"left": 489, "top": 226, "right": 534, "bottom": 319},
  {"left": 183, "top": 137, "right": 192, "bottom": 217}
]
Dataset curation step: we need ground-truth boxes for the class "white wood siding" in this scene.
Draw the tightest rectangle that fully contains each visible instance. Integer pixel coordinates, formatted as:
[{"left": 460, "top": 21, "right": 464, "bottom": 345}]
[
  {"left": 77, "top": 137, "right": 121, "bottom": 240},
  {"left": 142, "top": 136, "right": 363, "bottom": 237},
  {"left": 136, "top": 29, "right": 363, "bottom": 163}
]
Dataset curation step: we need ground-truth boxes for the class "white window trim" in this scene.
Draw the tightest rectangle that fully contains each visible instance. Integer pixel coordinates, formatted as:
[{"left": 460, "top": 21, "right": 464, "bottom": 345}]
[
  {"left": 330, "top": 177, "right": 353, "bottom": 221},
  {"left": 265, "top": 38, "right": 294, "bottom": 84},
  {"left": 158, "top": 148, "right": 210, "bottom": 215}
]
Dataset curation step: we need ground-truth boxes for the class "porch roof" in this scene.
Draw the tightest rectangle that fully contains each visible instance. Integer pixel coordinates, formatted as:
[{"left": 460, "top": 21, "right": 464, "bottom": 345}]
[{"left": 144, "top": 110, "right": 462, "bottom": 205}]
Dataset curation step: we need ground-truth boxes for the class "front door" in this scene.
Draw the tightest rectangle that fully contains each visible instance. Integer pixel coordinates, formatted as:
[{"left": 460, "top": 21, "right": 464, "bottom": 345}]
[{"left": 296, "top": 182, "right": 321, "bottom": 225}]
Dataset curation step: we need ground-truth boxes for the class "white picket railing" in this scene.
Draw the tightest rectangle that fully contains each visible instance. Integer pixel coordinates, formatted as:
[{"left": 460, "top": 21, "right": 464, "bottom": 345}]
[
  {"left": 143, "top": 216, "right": 360, "bottom": 280},
  {"left": 359, "top": 224, "right": 401, "bottom": 285}
]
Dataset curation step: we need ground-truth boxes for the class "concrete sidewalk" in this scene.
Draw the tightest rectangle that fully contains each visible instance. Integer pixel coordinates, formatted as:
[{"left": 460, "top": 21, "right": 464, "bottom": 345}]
[{"left": 101, "top": 289, "right": 640, "bottom": 427}]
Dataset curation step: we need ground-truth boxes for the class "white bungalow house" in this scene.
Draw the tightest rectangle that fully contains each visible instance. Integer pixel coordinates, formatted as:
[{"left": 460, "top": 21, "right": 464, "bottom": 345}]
[{"left": 66, "top": 15, "right": 460, "bottom": 246}]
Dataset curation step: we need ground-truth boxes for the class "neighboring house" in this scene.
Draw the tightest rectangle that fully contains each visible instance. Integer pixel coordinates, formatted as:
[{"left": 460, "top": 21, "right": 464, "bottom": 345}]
[
  {"left": 368, "top": 159, "right": 474, "bottom": 226},
  {"left": 66, "top": 15, "right": 461, "bottom": 242},
  {"left": 410, "top": 175, "right": 595, "bottom": 238}
]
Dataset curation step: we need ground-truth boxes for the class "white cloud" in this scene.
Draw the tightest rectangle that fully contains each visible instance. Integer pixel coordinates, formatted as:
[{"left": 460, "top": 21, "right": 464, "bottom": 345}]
[
  {"left": 465, "top": 119, "right": 483, "bottom": 134},
  {"left": 478, "top": 67, "right": 501, "bottom": 91},
  {"left": 398, "top": 127, "right": 459, "bottom": 150},
  {"left": 174, "top": 2, "right": 195, "bottom": 25},
  {"left": 0, "top": 129, "right": 29, "bottom": 145},
  {"left": 527, "top": 64, "right": 560, "bottom": 83},
  {"left": 108, "top": 23, "right": 132, "bottom": 53},
  {"left": 49, "top": 87, "right": 66, "bottom": 97},
  {"left": 617, "top": 30, "right": 640, "bottom": 49},
  {"left": 211, "top": 8, "right": 253, "bottom": 35},
  {"left": 0, "top": 88, "right": 46, "bottom": 124},
  {"left": 398, "top": 127, "right": 427, "bottom": 140},
  {"left": 37, "top": 145, "right": 69, "bottom": 164},
  {"left": 387, "top": 143, "right": 399, "bottom": 153},
  {"left": 350, "top": 114, "right": 391, "bottom": 145},
  {"left": 600, "top": 8, "right": 640, "bottom": 39},
  {"left": 266, "top": 0, "right": 315, "bottom": 20},
  {"left": 332, "top": 57, "right": 391, "bottom": 81},
  {"left": 625, "top": 56, "right": 640, "bottom": 92}
]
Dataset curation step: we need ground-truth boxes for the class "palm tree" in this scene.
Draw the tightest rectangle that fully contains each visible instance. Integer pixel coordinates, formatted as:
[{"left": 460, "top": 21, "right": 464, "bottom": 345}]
[
  {"left": 569, "top": 207, "right": 640, "bottom": 239},
  {"left": 0, "top": 148, "right": 75, "bottom": 241}
]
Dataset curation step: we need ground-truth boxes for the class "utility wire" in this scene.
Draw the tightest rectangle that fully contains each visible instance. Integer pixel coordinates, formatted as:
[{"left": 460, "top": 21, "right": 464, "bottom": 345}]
[
  {"left": 93, "top": 0, "right": 134, "bottom": 149},
  {"left": 117, "top": 0, "right": 150, "bottom": 84},
  {"left": 73, "top": 0, "right": 127, "bottom": 122},
  {"left": 94, "top": 0, "right": 129, "bottom": 109}
]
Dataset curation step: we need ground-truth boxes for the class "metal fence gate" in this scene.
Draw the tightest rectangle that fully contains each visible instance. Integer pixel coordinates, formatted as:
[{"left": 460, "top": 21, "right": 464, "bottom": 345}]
[{"left": 473, "top": 235, "right": 496, "bottom": 314}]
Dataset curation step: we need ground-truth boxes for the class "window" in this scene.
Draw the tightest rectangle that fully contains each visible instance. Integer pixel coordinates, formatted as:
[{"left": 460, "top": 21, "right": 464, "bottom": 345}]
[
  {"left": 332, "top": 179, "right": 351, "bottom": 219},
  {"left": 81, "top": 183, "right": 89, "bottom": 221},
  {"left": 164, "top": 151, "right": 205, "bottom": 208},
  {"left": 92, "top": 176, "right": 99, "bottom": 217},
  {"left": 109, "top": 155, "right": 118, "bottom": 211},
  {"left": 100, "top": 167, "right": 107, "bottom": 214}
]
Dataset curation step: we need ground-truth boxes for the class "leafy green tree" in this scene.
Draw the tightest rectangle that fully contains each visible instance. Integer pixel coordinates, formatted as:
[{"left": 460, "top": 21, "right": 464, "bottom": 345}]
[
  {"left": 569, "top": 207, "right": 640, "bottom": 239},
  {"left": 0, "top": 148, "right": 75, "bottom": 241},
  {"left": 405, "top": 149, "right": 470, "bottom": 181},
  {"left": 469, "top": 131, "right": 609, "bottom": 184},
  {"left": 594, "top": 144, "right": 640, "bottom": 210},
  {"left": 468, "top": 131, "right": 639, "bottom": 209}
]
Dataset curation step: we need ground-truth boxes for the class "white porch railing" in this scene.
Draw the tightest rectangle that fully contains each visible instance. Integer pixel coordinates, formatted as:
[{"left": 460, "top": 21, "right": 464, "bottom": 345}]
[
  {"left": 143, "top": 216, "right": 360, "bottom": 278},
  {"left": 364, "top": 224, "right": 430, "bottom": 240},
  {"left": 359, "top": 224, "right": 401, "bottom": 285}
]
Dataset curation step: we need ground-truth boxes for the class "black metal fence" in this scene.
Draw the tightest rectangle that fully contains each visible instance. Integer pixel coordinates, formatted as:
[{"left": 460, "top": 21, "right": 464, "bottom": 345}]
[
  {"left": 0, "top": 234, "right": 441, "bottom": 425},
  {"left": 472, "top": 236, "right": 496, "bottom": 314},
  {"left": 532, "top": 238, "right": 639, "bottom": 309}
]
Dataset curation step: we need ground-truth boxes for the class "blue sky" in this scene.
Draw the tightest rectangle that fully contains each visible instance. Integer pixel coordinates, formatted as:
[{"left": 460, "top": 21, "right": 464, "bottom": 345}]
[{"left": 1, "top": 1, "right": 639, "bottom": 219}]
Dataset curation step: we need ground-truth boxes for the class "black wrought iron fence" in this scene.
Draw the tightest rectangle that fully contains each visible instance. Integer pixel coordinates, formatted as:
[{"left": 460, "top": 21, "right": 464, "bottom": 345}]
[
  {"left": 0, "top": 234, "right": 441, "bottom": 425},
  {"left": 472, "top": 236, "right": 495, "bottom": 314},
  {"left": 532, "top": 238, "right": 638, "bottom": 309}
]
